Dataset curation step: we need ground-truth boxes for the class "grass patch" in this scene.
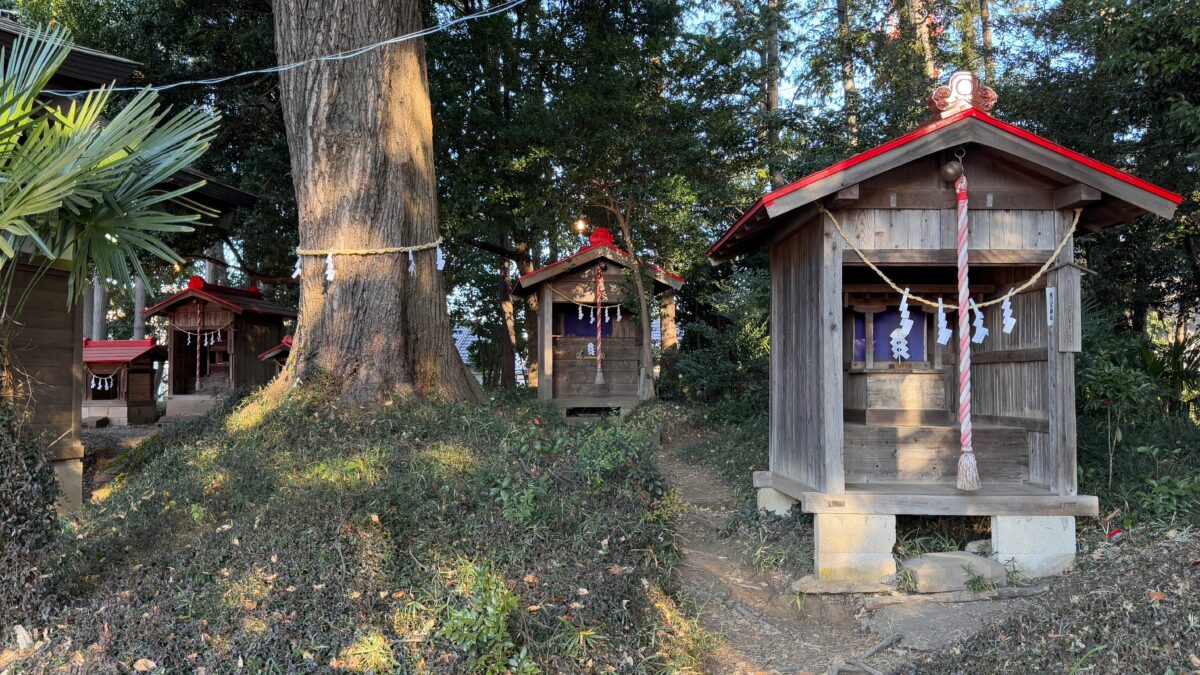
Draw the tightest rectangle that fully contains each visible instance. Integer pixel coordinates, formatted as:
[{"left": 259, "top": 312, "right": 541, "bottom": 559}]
[{"left": 13, "top": 383, "right": 698, "bottom": 672}]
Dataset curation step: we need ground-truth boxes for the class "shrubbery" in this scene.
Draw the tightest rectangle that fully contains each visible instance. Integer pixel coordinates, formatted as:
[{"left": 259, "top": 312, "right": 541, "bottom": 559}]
[
  {"left": 0, "top": 406, "right": 61, "bottom": 625},
  {"left": 1076, "top": 300, "right": 1200, "bottom": 524},
  {"left": 676, "top": 268, "right": 770, "bottom": 424}
]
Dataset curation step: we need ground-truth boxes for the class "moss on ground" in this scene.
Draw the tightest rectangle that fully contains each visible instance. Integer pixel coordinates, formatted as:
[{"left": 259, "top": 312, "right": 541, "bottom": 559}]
[{"left": 10, "top": 384, "right": 708, "bottom": 673}]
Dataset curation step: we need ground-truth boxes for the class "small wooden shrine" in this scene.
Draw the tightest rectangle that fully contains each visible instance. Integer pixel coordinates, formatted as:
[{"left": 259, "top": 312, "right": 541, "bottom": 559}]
[
  {"left": 81, "top": 339, "right": 166, "bottom": 426},
  {"left": 0, "top": 17, "right": 255, "bottom": 510},
  {"left": 258, "top": 335, "right": 293, "bottom": 372},
  {"left": 515, "top": 227, "right": 683, "bottom": 415},
  {"left": 707, "top": 73, "right": 1181, "bottom": 587},
  {"left": 143, "top": 276, "right": 295, "bottom": 418}
]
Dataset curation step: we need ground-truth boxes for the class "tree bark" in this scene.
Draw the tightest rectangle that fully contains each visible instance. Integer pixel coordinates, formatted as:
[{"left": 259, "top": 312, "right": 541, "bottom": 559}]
[
  {"left": 979, "top": 0, "right": 995, "bottom": 82},
  {"left": 272, "top": 0, "right": 480, "bottom": 401},
  {"left": 907, "top": 0, "right": 938, "bottom": 80},
  {"left": 497, "top": 256, "right": 517, "bottom": 390},
  {"left": 613, "top": 209, "right": 656, "bottom": 400},
  {"left": 763, "top": 0, "right": 784, "bottom": 188},
  {"left": 204, "top": 243, "right": 228, "bottom": 285},
  {"left": 518, "top": 257, "right": 539, "bottom": 389},
  {"left": 91, "top": 282, "right": 108, "bottom": 341},
  {"left": 132, "top": 276, "right": 146, "bottom": 340},
  {"left": 836, "top": 0, "right": 859, "bottom": 146},
  {"left": 81, "top": 278, "right": 94, "bottom": 342},
  {"left": 660, "top": 292, "right": 679, "bottom": 385}
]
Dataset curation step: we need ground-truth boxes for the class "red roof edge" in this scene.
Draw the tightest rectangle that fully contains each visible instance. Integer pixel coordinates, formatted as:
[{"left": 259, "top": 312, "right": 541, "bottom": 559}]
[
  {"left": 518, "top": 243, "right": 684, "bottom": 285},
  {"left": 707, "top": 106, "right": 1183, "bottom": 258},
  {"left": 257, "top": 335, "right": 293, "bottom": 361}
]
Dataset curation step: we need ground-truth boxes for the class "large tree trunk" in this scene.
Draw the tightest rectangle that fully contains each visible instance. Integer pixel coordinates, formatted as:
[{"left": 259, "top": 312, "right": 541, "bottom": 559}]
[
  {"left": 979, "top": 0, "right": 995, "bottom": 82},
  {"left": 132, "top": 276, "right": 146, "bottom": 340},
  {"left": 272, "top": 0, "right": 480, "bottom": 401},
  {"left": 836, "top": 0, "right": 859, "bottom": 146}
]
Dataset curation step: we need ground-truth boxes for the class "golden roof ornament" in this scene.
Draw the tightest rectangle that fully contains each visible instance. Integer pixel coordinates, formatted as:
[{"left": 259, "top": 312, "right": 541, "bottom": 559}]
[{"left": 928, "top": 71, "right": 997, "bottom": 118}]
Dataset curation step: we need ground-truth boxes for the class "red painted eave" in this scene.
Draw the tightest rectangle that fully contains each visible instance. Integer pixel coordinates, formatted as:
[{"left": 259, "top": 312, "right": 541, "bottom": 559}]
[
  {"left": 518, "top": 243, "right": 685, "bottom": 285},
  {"left": 258, "top": 336, "right": 293, "bottom": 361},
  {"left": 707, "top": 106, "right": 1184, "bottom": 259},
  {"left": 82, "top": 338, "right": 165, "bottom": 364}
]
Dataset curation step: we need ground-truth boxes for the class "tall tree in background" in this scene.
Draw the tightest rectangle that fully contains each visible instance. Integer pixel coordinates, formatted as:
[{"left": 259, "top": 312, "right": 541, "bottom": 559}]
[{"left": 272, "top": 0, "right": 479, "bottom": 401}]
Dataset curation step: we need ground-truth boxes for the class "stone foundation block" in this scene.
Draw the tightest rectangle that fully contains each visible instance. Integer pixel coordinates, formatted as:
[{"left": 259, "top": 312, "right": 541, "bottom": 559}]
[
  {"left": 756, "top": 486, "right": 796, "bottom": 517},
  {"left": 991, "top": 515, "right": 1076, "bottom": 578},
  {"left": 52, "top": 458, "right": 83, "bottom": 513},
  {"left": 900, "top": 551, "right": 1008, "bottom": 593},
  {"left": 814, "top": 513, "right": 896, "bottom": 587}
]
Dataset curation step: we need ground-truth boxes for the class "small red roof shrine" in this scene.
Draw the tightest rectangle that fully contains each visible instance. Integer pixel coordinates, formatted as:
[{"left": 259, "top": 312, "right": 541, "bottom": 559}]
[
  {"left": 82, "top": 338, "right": 166, "bottom": 364},
  {"left": 516, "top": 228, "right": 684, "bottom": 293},
  {"left": 258, "top": 335, "right": 293, "bottom": 362},
  {"left": 144, "top": 276, "right": 294, "bottom": 419},
  {"left": 143, "top": 275, "right": 297, "bottom": 319},
  {"left": 515, "top": 228, "right": 683, "bottom": 413},
  {"left": 81, "top": 339, "right": 166, "bottom": 426},
  {"left": 706, "top": 72, "right": 1181, "bottom": 590}
]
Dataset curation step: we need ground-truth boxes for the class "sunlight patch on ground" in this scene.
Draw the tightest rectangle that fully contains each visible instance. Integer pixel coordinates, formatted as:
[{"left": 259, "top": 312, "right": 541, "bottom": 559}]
[
  {"left": 418, "top": 441, "right": 479, "bottom": 479},
  {"left": 297, "top": 447, "right": 387, "bottom": 487},
  {"left": 333, "top": 631, "right": 399, "bottom": 672}
]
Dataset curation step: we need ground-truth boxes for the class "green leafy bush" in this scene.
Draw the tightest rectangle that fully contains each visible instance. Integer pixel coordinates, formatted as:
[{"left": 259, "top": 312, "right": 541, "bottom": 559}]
[{"left": 677, "top": 268, "right": 770, "bottom": 424}]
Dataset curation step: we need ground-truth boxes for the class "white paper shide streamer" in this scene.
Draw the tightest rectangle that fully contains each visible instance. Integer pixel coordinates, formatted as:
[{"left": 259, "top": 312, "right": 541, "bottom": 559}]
[
  {"left": 890, "top": 288, "right": 913, "bottom": 360},
  {"left": 936, "top": 297, "right": 952, "bottom": 345},
  {"left": 970, "top": 299, "right": 989, "bottom": 344},
  {"left": 1001, "top": 292, "right": 1016, "bottom": 334}
]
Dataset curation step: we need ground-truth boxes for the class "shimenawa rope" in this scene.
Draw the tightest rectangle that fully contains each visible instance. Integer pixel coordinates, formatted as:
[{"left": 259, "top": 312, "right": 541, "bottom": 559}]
[{"left": 818, "top": 205, "right": 1081, "bottom": 310}]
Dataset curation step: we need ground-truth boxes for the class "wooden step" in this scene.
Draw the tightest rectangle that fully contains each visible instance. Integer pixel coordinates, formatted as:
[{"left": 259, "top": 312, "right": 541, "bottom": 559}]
[
  {"left": 843, "top": 422, "right": 1029, "bottom": 484},
  {"left": 845, "top": 408, "right": 953, "bottom": 426}
]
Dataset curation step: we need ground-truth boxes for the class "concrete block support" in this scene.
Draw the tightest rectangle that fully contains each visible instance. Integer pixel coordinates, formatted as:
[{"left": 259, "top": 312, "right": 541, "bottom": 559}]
[
  {"left": 814, "top": 513, "right": 897, "bottom": 587},
  {"left": 52, "top": 458, "right": 83, "bottom": 513},
  {"left": 991, "top": 515, "right": 1076, "bottom": 578},
  {"left": 756, "top": 487, "right": 796, "bottom": 517}
]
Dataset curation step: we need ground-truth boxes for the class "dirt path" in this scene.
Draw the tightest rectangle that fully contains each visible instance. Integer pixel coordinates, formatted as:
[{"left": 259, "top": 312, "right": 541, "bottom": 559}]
[
  {"left": 657, "top": 450, "right": 899, "bottom": 674},
  {"left": 657, "top": 437, "right": 1049, "bottom": 674},
  {"left": 82, "top": 425, "right": 161, "bottom": 501}
]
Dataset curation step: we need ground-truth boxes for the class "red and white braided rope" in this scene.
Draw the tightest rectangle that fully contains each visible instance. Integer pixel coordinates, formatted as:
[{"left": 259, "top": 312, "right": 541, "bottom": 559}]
[
  {"left": 955, "top": 173, "right": 980, "bottom": 491},
  {"left": 595, "top": 267, "right": 604, "bottom": 382}
]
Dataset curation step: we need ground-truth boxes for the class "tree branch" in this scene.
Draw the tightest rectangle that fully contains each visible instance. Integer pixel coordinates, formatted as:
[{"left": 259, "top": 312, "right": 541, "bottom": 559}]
[{"left": 456, "top": 235, "right": 530, "bottom": 263}]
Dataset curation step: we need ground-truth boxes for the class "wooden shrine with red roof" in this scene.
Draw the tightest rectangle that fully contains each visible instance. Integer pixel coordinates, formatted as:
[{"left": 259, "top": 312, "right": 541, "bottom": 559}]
[
  {"left": 81, "top": 339, "right": 167, "bottom": 426},
  {"left": 515, "top": 227, "right": 683, "bottom": 415},
  {"left": 707, "top": 72, "right": 1182, "bottom": 590},
  {"left": 258, "top": 335, "right": 294, "bottom": 371},
  {"left": 143, "top": 276, "right": 295, "bottom": 419}
]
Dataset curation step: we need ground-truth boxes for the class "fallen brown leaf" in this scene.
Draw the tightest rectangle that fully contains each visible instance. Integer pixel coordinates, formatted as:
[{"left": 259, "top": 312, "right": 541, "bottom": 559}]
[
  {"left": 132, "top": 658, "right": 157, "bottom": 671},
  {"left": 1147, "top": 590, "right": 1167, "bottom": 602}
]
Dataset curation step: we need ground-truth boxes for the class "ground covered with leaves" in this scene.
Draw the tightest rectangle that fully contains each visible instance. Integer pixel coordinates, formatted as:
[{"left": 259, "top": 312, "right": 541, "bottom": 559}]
[
  {"left": 5, "top": 385, "right": 706, "bottom": 673},
  {"left": 904, "top": 526, "right": 1199, "bottom": 674}
]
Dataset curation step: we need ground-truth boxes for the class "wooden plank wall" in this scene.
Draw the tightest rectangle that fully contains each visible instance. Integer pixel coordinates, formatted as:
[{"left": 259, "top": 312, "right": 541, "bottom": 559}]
[
  {"left": 232, "top": 313, "right": 285, "bottom": 390},
  {"left": 1046, "top": 210, "right": 1080, "bottom": 495},
  {"left": 770, "top": 213, "right": 844, "bottom": 493},
  {"left": 8, "top": 267, "right": 82, "bottom": 462},
  {"left": 836, "top": 208, "right": 1055, "bottom": 252}
]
